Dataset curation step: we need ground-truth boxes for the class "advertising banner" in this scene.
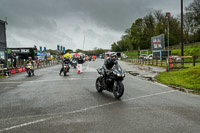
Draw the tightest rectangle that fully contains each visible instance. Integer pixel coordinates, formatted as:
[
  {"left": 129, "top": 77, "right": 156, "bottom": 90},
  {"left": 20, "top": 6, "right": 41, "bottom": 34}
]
[
  {"left": 40, "top": 46, "right": 42, "bottom": 53},
  {"left": 151, "top": 34, "right": 165, "bottom": 50},
  {"left": 63, "top": 47, "right": 65, "bottom": 53},
  {"left": 57, "top": 45, "right": 60, "bottom": 52}
]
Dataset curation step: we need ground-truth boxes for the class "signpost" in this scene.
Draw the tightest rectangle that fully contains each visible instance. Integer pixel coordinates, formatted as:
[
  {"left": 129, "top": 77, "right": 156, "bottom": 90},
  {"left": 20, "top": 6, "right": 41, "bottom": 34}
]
[{"left": 151, "top": 34, "right": 171, "bottom": 60}]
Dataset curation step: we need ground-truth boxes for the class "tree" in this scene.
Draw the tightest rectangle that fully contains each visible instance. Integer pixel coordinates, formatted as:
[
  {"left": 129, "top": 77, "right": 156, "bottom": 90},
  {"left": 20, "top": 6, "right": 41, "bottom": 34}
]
[
  {"left": 75, "top": 49, "right": 83, "bottom": 53},
  {"left": 186, "top": 0, "right": 200, "bottom": 26}
]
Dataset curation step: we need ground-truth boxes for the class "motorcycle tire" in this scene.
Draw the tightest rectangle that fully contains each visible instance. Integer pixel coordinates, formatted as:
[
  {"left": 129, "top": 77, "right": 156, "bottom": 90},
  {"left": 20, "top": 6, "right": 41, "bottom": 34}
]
[
  {"left": 74, "top": 66, "right": 76, "bottom": 68},
  {"left": 95, "top": 77, "right": 103, "bottom": 92},
  {"left": 113, "top": 81, "right": 124, "bottom": 99},
  {"left": 28, "top": 70, "right": 31, "bottom": 77},
  {"left": 64, "top": 72, "right": 67, "bottom": 76}
]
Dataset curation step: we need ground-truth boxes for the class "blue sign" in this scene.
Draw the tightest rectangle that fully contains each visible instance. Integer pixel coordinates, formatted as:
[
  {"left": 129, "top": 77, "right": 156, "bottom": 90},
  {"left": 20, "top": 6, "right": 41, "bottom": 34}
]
[
  {"left": 63, "top": 47, "right": 65, "bottom": 53},
  {"left": 44, "top": 47, "right": 46, "bottom": 52},
  {"left": 40, "top": 46, "right": 42, "bottom": 53},
  {"left": 57, "top": 45, "right": 60, "bottom": 52}
]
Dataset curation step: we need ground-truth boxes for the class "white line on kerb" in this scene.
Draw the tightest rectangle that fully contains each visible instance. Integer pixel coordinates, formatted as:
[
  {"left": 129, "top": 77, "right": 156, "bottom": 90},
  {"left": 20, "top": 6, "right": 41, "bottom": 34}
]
[{"left": 0, "top": 90, "right": 176, "bottom": 132}]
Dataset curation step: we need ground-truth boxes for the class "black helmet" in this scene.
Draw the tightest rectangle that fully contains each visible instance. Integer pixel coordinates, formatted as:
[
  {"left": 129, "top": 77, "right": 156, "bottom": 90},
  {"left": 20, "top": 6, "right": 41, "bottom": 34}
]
[{"left": 110, "top": 53, "right": 116, "bottom": 60}]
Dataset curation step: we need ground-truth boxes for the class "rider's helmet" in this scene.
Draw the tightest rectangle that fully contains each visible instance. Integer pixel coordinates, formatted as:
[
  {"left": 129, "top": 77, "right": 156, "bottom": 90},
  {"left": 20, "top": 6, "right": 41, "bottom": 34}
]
[
  {"left": 66, "top": 56, "right": 69, "bottom": 60},
  {"left": 28, "top": 56, "right": 32, "bottom": 61},
  {"left": 109, "top": 53, "right": 117, "bottom": 61}
]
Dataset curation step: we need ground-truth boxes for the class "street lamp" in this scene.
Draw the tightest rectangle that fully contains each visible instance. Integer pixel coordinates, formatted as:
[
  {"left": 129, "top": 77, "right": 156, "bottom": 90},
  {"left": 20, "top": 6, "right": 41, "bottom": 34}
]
[{"left": 166, "top": 12, "right": 171, "bottom": 59}]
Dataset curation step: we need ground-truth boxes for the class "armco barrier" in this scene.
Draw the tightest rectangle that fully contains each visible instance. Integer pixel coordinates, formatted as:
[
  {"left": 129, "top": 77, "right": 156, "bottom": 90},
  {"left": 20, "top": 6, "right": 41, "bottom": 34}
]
[
  {"left": 22, "top": 67, "right": 26, "bottom": 72},
  {"left": 8, "top": 60, "right": 58, "bottom": 75},
  {"left": 18, "top": 68, "right": 22, "bottom": 73}
]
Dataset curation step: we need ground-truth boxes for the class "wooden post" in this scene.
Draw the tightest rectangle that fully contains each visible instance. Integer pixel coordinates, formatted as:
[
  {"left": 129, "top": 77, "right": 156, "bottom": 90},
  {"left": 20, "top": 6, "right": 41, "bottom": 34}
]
[
  {"left": 193, "top": 56, "right": 195, "bottom": 66},
  {"left": 166, "top": 57, "right": 169, "bottom": 72}
]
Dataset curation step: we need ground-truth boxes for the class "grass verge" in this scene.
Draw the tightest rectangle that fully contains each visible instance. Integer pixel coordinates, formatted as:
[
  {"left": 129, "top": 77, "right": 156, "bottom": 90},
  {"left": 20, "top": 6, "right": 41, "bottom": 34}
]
[
  {"left": 156, "top": 66, "right": 200, "bottom": 91},
  {"left": 0, "top": 75, "right": 5, "bottom": 79}
]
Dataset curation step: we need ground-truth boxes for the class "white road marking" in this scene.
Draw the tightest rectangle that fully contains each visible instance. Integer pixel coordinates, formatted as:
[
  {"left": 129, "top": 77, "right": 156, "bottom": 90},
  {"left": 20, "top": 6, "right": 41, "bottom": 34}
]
[
  {"left": 0, "top": 82, "right": 21, "bottom": 84},
  {"left": 0, "top": 78, "right": 95, "bottom": 84},
  {"left": 0, "top": 117, "right": 52, "bottom": 132},
  {"left": 85, "top": 62, "right": 90, "bottom": 71},
  {"left": 0, "top": 90, "right": 177, "bottom": 132}
]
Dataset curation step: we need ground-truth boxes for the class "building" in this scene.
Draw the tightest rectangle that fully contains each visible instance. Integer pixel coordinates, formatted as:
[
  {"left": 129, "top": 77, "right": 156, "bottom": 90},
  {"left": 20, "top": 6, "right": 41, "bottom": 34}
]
[{"left": 0, "top": 19, "right": 7, "bottom": 68}]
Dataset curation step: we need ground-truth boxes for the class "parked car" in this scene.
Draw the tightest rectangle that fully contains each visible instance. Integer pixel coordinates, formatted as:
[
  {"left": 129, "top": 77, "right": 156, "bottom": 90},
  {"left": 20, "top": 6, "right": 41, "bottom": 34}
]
[
  {"left": 139, "top": 54, "right": 148, "bottom": 59},
  {"left": 144, "top": 54, "right": 153, "bottom": 59},
  {"left": 172, "top": 55, "right": 182, "bottom": 61}
]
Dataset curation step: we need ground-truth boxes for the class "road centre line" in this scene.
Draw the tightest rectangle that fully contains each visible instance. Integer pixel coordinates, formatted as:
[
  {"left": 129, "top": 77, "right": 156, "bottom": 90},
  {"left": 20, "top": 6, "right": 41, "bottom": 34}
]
[
  {"left": 0, "top": 90, "right": 177, "bottom": 132},
  {"left": 0, "top": 118, "right": 52, "bottom": 132},
  {"left": 0, "top": 78, "right": 95, "bottom": 84}
]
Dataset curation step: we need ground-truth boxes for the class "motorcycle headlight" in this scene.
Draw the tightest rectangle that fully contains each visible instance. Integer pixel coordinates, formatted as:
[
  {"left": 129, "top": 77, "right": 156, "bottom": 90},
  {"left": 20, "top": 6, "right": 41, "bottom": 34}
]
[
  {"left": 64, "top": 66, "right": 67, "bottom": 68},
  {"left": 117, "top": 74, "right": 121, "bottom": 77},
  {"left": 122, "top": 74, "right": 125, "bottom": 77}
]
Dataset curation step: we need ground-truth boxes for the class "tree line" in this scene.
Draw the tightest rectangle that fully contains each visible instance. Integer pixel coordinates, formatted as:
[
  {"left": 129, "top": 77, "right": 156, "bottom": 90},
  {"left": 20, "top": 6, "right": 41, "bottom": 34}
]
[{"left": 111, "top": 0, "right": 200, "bottom": 52}]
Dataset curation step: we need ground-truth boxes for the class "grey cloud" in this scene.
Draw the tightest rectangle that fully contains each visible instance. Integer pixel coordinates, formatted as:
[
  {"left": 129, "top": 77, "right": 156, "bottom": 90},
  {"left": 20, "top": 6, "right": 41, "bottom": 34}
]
[{"left": 0, "top": 0, "right": 194, "bottom": 50}]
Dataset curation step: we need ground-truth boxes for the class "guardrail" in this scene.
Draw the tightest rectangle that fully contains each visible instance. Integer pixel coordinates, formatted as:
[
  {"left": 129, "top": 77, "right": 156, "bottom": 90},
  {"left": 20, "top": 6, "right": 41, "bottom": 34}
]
[
  {"left": 124, "top": 56, "right": 199, "bottom": 72},
  {"left": 166, "top": 56, "right": 199, "bottom": 71},
  {"left": 0, "top": 59, "right": 59, "bottom": 76},
  {"left": 124, "top": 58, "right": 167, "bottom": 67}
]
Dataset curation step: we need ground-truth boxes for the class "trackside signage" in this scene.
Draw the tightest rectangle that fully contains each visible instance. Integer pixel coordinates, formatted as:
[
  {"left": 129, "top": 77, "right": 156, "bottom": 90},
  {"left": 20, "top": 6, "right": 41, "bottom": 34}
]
[{"left": 151, "top": 34, "right": 165, "bottom": 50}]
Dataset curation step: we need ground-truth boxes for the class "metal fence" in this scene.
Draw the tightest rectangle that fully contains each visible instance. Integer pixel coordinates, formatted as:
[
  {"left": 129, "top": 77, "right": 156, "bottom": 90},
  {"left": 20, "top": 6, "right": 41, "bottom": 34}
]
[
  {"left": 124, "top": 56, "right": 199, "bottom": 72},
  {"left": 0, "top": 59, "right": 59, "bottom": 76}
]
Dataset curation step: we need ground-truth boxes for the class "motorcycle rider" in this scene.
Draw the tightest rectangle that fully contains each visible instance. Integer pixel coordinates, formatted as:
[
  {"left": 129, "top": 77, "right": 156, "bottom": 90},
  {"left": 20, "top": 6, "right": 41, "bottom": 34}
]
[
  {"left": 60, "top": 56, "right": 70, "bottom": 75},
  {"left": 102, "top": 53, "right": 117, "bottom": 77},
  {"left": 26, "top": 56, "right": 34, "bottom": 76}
]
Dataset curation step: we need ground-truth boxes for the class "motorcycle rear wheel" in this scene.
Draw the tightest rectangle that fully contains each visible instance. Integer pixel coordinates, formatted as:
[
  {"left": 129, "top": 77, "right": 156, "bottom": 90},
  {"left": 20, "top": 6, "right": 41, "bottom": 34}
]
[
  {"left": 113, "top": 81, "right": 124, "bottom": 99},
  {"left": 95, "top": 77, "right": 103, "bottom": 92}
]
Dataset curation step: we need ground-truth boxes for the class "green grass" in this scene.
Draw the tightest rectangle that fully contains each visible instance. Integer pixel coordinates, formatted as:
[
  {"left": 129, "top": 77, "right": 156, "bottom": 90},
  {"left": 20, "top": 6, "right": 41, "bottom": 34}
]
[
  {"left": 0, "top": 75, "right": 5, "bottom": 79},
  {"left": 123, "top": 51, "right": 138, "bottom": 59},
  {"left": 156, "top": 66, "right": 200, "bottom": 91}
]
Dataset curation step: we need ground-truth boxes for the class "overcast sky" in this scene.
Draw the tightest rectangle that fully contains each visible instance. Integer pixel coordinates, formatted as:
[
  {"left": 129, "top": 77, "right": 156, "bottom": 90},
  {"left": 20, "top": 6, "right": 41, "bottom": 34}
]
[{"left": 0, "top": 0, "right": 193, "bottom": 51}]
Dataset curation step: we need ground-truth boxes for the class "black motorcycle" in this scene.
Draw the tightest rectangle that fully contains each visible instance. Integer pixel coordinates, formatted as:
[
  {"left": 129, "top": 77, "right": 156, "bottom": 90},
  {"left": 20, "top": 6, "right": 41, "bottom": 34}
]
[
  {"left": 63, "top": 63, "right": 70, "bottom": 76},
  {"left": 26, "top": 62, "right": 34, "bottom": 77},
  {"left": 95, "top": 63, "right": 125, "bottom": 98}
]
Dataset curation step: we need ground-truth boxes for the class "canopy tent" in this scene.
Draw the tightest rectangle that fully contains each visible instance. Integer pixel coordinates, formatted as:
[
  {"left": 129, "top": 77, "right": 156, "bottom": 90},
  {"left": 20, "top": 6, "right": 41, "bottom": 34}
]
[
  {"left": 73, "top": 53, "right": 79, "bottom": 56},
  {"left": 63, "top": 53, "right": 72, "bottom": 58}
]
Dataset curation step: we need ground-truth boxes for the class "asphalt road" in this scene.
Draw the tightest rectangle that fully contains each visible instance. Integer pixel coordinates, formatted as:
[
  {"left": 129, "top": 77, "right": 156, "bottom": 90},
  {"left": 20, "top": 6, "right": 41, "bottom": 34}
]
[{"left": 0, "top": 59, "right": 200, "bottom": 133}]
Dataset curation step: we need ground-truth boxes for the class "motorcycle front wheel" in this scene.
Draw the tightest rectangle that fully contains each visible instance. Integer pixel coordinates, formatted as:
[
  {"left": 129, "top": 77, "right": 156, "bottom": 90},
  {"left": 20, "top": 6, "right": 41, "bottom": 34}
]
[
  {"left": 113, "top": 81, "right": 124, "bottom": 99},
  {"left": 28, "top": 70, "right": 31, "bottom": 77},
  {"left": 95, "top": 77, "right": 103, "bottom": 92},
  {"left": 64, "top": 71, "right": 67, "bottom": 76}
]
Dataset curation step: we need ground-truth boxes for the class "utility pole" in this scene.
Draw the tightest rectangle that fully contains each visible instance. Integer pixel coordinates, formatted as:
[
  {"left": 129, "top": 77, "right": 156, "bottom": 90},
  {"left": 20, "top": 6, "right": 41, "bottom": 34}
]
[
  {"left": 83, "top": 36, "right": 85, "bottom": 53},
  {"left": 181, "top": 0, "right": 184, "bottom": 56},
  {"left": 166, "top": 12, "right": 171, "bottom": 59}
]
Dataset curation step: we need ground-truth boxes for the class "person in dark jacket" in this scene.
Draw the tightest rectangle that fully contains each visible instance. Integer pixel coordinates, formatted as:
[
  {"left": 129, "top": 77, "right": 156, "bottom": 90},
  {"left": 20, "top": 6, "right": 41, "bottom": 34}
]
[
  {"left": 11, "top": 53, "right": 17, "bottom": 68},
  {"left": 102, "top": 53, "right": 117, "bottom": 77},
  {"left": 77, "top": 56, "right": 84, "bottom": 64},
  {"left": 59, "top": 56, "right": 70, "bottom": 75}
]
